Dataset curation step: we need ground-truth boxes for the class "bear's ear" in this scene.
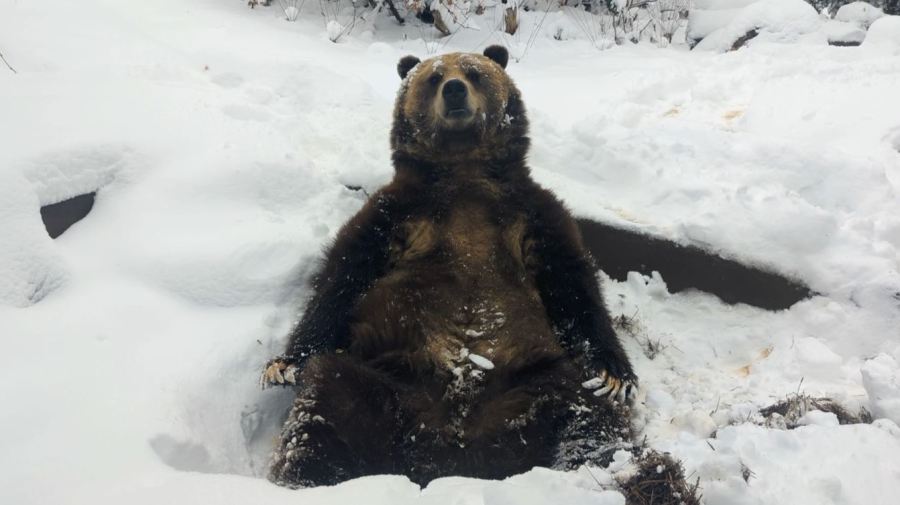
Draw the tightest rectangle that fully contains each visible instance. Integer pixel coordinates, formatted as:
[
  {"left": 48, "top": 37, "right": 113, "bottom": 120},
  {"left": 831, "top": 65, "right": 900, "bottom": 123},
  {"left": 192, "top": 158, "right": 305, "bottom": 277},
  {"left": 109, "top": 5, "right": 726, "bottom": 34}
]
[
  {"left": 483, "top": 45, "right": 508, "bottom": 69},
  {"left": 397, "top": 55, "right": 421, "bottom": 79}
]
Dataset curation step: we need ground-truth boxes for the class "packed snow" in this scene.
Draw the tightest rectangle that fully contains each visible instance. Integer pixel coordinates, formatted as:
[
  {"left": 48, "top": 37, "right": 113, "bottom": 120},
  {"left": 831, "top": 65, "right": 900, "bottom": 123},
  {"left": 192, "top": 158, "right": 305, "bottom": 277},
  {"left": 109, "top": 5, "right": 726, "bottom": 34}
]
[{"left": 1, "top": 1, "right": 900, "bottom": 505}]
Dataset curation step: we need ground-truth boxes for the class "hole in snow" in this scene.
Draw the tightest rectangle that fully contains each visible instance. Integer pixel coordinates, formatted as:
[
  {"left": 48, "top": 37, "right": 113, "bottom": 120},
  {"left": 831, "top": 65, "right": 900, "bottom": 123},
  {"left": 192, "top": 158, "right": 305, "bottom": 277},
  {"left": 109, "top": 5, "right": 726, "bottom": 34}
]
[
  {"left": 577, "top": 218, "right": 814, "bottom": 311},
  {"left": 40, "top": 191, "right": 96, "bottom": 239}
]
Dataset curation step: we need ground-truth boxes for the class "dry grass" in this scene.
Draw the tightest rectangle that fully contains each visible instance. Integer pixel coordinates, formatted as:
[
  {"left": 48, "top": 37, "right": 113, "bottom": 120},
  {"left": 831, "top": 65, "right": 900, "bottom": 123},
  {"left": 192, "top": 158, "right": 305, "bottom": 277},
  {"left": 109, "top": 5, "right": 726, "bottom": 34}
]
[
  {"left": 759, "top": 394, "right": 873, "bottom": 429},
  {"left": 618, "top": 450, "right": 702, "bottom": 505},
  {"left": 614, "top": 312, "right": 669, "bottom": 360}
]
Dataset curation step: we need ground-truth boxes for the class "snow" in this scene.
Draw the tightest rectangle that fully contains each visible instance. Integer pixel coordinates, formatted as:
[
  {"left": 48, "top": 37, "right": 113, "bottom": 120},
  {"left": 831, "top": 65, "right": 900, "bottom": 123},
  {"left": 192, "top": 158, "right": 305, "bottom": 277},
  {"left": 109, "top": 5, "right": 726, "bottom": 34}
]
[
  {"left": 835, "top": 2, "right": 885, "bottom": 29},
  {"left": 686, "top": 0, "right": 765, "bottom": 43},
  {"left": 326, "top": 20, "right": 345, "bottom": 42},
  {"left": 693, "top": 0, "right": 760, "bottom": 6},
  {"left": 861, "top": 354, "right": 900, "bottom": 424},
  {"left": 693, "top": 0, "right": 822, "bottom": 52},
  {"left": 861, "top": 14, "right": 900, "bottom": 53},
  {"left": 666, "top": 422, "right": 900, "bottom": 505},
  {"left": 2, "top": 1, "right": 900, "bottom": 504},
  {"left": 0, "top": 168, "right": 67, "bottom": 306},
  {"left": 688, "top": 7, "right": 746, "bottom": 42},
  {"left": 468, "top": 353, "right": 496, "bottom": 370},
  {"left": 822, "top": 20, "right": 868, "bottom": 45}
]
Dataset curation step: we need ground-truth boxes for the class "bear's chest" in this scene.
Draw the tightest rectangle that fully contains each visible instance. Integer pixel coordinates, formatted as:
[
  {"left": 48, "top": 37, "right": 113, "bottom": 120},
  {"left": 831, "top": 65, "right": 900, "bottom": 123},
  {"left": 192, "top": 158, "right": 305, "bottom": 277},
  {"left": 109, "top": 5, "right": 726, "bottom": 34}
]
[
  {"left": 442, "top": 202, "right": 500, "bottom": 264},
  {"left": 394, "top": 178, "right": 526, "bottom": 273}
]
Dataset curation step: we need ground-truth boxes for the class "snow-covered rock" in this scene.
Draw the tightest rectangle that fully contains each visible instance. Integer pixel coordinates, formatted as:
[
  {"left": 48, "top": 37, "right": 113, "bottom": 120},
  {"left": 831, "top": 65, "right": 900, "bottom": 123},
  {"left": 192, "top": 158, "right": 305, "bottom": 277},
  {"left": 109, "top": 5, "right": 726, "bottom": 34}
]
[
  {"left": 687, "top": 1, "right": 762, "bottom": 44},
  {"left": 835, "top": 1, "right": 884, "bottom": 29},
  {"left": 687, "top": 8, "right": 745, "bottom": 43},
  {"left": 693, "top": 0, "right": 822, "bottom": 52},
  {"left": 822, "top": 19, "right": 868, "bottom": 45}
]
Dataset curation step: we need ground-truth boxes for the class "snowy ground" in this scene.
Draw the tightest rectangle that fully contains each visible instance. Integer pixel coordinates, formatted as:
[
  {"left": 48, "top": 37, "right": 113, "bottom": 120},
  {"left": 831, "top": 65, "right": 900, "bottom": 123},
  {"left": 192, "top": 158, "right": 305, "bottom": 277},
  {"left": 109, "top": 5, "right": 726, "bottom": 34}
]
[{"left": 2, "top": 1, "right": 900, "bottom": 504}]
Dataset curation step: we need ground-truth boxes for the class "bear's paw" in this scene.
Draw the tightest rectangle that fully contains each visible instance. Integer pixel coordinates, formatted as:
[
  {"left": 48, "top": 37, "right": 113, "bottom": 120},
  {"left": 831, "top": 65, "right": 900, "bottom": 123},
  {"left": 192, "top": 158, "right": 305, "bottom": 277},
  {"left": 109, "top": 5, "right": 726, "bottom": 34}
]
[
  {"left": 582, "top": 370, "right": 637, "bottom": 403},
  {"left": 261, "top": 357, "right": 301, "bottom": 389}
]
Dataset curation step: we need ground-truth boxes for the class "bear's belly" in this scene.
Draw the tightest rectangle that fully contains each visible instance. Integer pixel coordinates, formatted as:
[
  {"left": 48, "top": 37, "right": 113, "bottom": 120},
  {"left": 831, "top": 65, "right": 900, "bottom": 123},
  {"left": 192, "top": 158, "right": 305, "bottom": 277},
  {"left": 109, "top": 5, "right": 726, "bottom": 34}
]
[{"left": 349, "top": 262, "right": 561, "bottom": 379}]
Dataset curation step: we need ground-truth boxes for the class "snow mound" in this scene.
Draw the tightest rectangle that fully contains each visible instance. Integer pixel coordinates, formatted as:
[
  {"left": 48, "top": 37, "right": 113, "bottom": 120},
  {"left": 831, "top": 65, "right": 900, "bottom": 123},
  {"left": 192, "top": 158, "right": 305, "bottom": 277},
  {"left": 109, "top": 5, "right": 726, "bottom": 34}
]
[
  {"left": 862, "top": 354, "right": 900, "bottom": 424},
  {"left": 822, "top": 20, "right": 868, "bottom": 45},
  {"left": 693, "top": 0, "right": 822, "bottom": 52},
  {"left": 20, "top": 145, "right": 132, "bottom": 206},
  {"left": 688, "top": 1, "right": 763, "bottom": 43},
  {"left": 688, "top": 8, "right": 742, "bottom": 43},
  {"left": 0, "top": 144, "right": 136, "bottom": 306},
  {"left": 672, "top": 423, "right": 900, "bottom": 505},
  {"left": 0, "top": 169, "right": 67, "bottom": 306},
  {"left": 835, "top": 2, "right": 884, "bottom": 29},
  {"left": 861, "top": 15, "right": 900, "bottom": 54}
]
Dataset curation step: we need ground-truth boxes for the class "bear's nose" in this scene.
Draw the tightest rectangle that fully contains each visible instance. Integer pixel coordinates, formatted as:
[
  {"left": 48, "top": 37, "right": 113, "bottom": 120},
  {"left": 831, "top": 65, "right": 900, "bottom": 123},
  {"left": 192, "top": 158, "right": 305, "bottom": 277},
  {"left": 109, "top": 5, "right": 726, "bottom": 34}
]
[{"left": 442, "top": 79, "right": 468, "bottom": 104}]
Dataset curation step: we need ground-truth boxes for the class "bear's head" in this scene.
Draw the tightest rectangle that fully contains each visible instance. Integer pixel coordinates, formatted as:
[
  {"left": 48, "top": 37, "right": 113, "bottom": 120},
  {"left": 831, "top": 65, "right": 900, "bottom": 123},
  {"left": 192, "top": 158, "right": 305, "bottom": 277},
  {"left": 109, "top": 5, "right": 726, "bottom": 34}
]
[{"left": 391, "top": 46, "right": 529, "bottom": 166}]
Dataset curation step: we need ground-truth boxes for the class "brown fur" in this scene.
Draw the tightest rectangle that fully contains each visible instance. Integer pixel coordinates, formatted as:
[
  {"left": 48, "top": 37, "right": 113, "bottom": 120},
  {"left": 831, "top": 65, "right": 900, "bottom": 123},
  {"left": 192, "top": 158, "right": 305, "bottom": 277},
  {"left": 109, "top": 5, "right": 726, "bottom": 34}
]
[
  {"left": 266, "top": 46, "right": 636, "bottom": 488},
  {"left": 391, "top": 52, "right": 529, "bottom": 166}
]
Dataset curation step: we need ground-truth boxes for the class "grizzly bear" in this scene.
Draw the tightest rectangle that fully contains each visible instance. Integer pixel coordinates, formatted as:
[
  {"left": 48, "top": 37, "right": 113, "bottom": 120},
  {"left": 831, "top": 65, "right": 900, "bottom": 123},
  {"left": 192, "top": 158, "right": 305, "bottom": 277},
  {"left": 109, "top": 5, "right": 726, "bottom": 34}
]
[{"left": 262, "top": 45, "right": 638, "bottom": 488}]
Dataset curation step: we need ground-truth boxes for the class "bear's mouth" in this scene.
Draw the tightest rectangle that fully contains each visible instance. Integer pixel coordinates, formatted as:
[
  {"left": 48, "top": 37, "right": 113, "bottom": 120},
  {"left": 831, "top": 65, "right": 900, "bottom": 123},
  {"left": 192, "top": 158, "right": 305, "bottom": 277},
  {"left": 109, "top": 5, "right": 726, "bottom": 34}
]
[
  {"left": 441, "top": 106, "right": 476, "bottom": 130},
  {"left": 445, "top": 107, "right": 471, "bottom": 119}
]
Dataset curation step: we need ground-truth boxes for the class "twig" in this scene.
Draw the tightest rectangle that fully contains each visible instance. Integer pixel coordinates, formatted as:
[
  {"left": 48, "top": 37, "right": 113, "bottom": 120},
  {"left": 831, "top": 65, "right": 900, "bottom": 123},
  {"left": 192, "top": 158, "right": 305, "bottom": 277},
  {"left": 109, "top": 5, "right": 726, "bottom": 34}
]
[
  {"left": 583, "top": 465, "right": 605, "bottom": 490},
  {"left": 520, "top": 7, "right": 551, "bottom": 60},
  {"left": 383, "top": 0, "right": 405, "bottom": 24},
  {"left": 0, "top": 50, "right": 16, "bottom": 74},
  {"left": 710, "top": 396, "right": 721, "bottom": 416},
  {"left": 439, "top": 10, "right": 474, "bottom": 49}
]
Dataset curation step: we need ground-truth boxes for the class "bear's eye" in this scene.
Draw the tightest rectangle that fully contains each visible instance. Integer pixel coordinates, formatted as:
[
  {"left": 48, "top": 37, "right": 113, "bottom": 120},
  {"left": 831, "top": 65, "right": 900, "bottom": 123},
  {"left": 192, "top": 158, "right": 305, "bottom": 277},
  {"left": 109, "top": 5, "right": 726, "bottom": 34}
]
[
  {"left": 466, "top": 70, "right": 481, "bottom": 84},
  {"left": 428, "top": 73, "right": 442, "bottom": 86}
]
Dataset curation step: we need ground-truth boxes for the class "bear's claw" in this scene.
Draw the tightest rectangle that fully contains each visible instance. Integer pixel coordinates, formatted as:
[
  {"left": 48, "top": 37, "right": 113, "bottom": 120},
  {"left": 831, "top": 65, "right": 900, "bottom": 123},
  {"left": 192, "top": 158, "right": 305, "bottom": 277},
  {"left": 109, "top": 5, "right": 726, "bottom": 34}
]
[
  {"left": 261, "top": 358, "right": 300, "bottom": 389},
  {"left": 582, "top": 371, "right": 636, "bottom": 402}
]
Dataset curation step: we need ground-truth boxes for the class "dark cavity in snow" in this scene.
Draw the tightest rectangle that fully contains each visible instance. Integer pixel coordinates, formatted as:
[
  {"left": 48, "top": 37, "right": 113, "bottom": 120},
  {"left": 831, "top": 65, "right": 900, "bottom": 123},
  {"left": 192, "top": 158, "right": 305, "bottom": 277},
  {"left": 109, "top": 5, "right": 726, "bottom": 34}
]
[
  {"left": 40, "top": 191, "right": 96, "bottom": 238},
  {"left": 577, "top": 218, "right": 814, "bottom": 311}
]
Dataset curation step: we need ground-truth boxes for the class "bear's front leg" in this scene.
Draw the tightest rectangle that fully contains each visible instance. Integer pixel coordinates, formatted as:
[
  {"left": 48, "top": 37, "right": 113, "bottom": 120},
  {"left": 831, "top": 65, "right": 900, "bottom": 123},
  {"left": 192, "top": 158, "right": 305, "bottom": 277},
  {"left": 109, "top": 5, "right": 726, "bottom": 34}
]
[{"left": 524, "top": 185, "right": 638, "bottom": 401}]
